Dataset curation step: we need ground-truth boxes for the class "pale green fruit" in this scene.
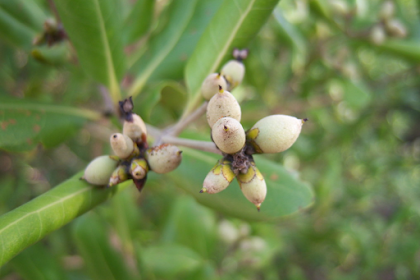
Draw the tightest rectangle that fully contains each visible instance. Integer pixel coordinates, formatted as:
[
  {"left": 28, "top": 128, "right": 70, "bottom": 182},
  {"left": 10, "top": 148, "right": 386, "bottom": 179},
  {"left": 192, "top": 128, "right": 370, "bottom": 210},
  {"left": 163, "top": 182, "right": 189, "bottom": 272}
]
[
  {"left": 110, "top": 133, "right": 134, "bottom": 159},
  {"left": 146, "top": 144, "right": 182, "bottom": 174},
  {"left": 370, "top": 25, "right": 386, "bottom": 45},
  {"left": 108, "top": 165, "right": 129, "bottom": 187},
  {"left": 200, "top": 159, "right": 235, "bottom": 194},
  {"left": 221, "top": 60, "right": 245, "bottom": 91},
  {"left": 247, "top": 115, "right": 306, "bottom": 154},
  {"left": 201, "top": 73, "right": 227, "bottom": 100},
  {"left": 206, "top": 87, "right": 241, "bottom": 128},
  {"left": 83, "top": 155, "right": 118, "bottom": 186},
  {"left": 130, "top": 158, "right": 149, "bottom": 179},
  {"left": 386, "top": 19, "right": 407, "bottom": 38},
  {"left": 123, "top": 113, "right": 147, "bottom": 143},
  {"left": 212, "top": 117, "right": 245, "bottom": 154},
  {"left": 237, "top": 162, "right": 266, "bottom": 211}
]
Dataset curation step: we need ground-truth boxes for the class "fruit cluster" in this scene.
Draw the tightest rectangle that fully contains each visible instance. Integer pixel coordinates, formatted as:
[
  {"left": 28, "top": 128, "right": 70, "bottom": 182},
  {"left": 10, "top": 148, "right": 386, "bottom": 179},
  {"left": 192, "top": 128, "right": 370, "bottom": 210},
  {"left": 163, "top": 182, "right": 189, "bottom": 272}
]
[
  {"left": 82, "top": 97, "right": 182, "bottom": 192},
  {"left": 200, "top": 49, "right": 307, "bottom": 211}
]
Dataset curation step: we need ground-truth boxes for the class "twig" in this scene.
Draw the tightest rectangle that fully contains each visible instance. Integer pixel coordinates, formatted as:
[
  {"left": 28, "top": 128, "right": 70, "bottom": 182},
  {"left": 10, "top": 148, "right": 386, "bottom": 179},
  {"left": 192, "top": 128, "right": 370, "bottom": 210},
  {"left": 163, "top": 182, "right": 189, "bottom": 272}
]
[
  {"left": 161, "top": 136, "right": 221, "bottom": 155},
  {"left": 165, "top": 101, "right": 208, "bottom": 137},
  {"left": 146, "top": 124, "right": 221, "bottom": 155},
  {"left": 47, "top": 0, "right": 62, "bottom": 24}
]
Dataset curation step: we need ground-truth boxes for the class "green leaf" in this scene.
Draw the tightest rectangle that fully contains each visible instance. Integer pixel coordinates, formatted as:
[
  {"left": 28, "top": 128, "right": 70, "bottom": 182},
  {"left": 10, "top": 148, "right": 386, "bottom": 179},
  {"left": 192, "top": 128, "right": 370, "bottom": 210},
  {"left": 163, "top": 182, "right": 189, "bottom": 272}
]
[
  {"left": 168, "top": 148, "right": 314, "bottom": 222},
  {"left": 141, "top": 243, "right": 203, "bottom": 278},
  {"left": 184, "top": 0, "right": 281, "bottom": 109},
  {"left": 0, "top": 172, "right": 133, "bottom": 267},
  {"left": 73, "top": 213, "right": 133, "bottom": 280},
  {"left": 0, "top": 97, "right": 101, "bottom": 152},
  {"left": 123, "top": 0, "right": 155, "bottom": 44},
  {"left": 128, "top": 0, "right": 200, "bottom": 97},
  {"left": 128, "top": 0, "right": 224, "bottom": 92},
  {"left": 161, "top": 196, "right": 216, "bottom": 258},
  {"left": 55, "top": 0, "right": 125, "bottom": 103},
  {"left": 375, "top": 40, "right": 420, "bottom": 63},
  {"left": 10, "top": 243, "right": 68, "bottom": 280},
  {"left": 135, "top": 81, "right": 187, "bottom": 123},
  {"left": 342, "top": 79, "right": 371, "bottom": 110},
  {"left": 0, "top": 2, "right": 42, "bottom": 49}
]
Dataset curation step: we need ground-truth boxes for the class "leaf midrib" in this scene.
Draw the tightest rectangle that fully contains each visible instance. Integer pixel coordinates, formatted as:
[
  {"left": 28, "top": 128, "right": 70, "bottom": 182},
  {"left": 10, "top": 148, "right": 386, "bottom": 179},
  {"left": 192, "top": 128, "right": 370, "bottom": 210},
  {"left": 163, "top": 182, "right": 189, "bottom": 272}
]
[
  {"left": 92, "top": 0, "right": 121, "bottom": 103},
  {"left": 128, "top": 1, "right": 199, "bottom": 98}
]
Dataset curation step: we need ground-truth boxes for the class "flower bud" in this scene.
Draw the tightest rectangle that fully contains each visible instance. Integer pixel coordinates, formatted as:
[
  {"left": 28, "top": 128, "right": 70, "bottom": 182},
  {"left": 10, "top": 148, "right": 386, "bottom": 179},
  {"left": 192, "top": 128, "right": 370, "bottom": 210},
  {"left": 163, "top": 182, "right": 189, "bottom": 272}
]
[
  {"left": 386, "top": 19, "right": 407, "bottom": 38},
  {"left": 201, "top": 73, "right": 227, "bottom": 100},
  {"left": 130, "top": 158, "right": 149, "bottom": 179},
  {"left": 110, "top": 133, "right": 134, "bottom": 159},
  {"left": 221, "top": 60, "right": 245, "bottom": 91},
  {"left": 237, "top": 162, "right": 266, "bottom": 211},
  {"left": 145, "top": 144, "right": 182, "bottom": 174},
  {"left": 82, "top": 155, "right": 118, "bottom": 186},
  {"left": 379, "top": 1, "right": 395, "bottom": 20},
  {"left": 212, "top": 117, "right": 245, "bottom": 154},
  {"left": 247, "top": 115, "right": 306, "bottom": 154},
  {"left": 108, "top": 165, "right": 129, "bottom": 187},
  {"left": 123, "top": 113, "right": 147, "bottom": 143},
  {"left": 206, "top": 86, "right": 241, "bottom": 128},
  {"left": 370, "top": 25, "right": 386, "bottom": 45},
  {"left": 200, "top": 159, "right": 235, "bottom": 194}
]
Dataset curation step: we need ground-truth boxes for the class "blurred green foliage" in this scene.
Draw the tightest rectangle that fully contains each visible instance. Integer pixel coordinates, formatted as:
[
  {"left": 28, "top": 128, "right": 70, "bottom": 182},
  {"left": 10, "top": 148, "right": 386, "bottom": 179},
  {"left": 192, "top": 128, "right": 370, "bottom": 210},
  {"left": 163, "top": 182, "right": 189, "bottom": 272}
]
[{"left": 1, "top": 0, "right": 420, "bottom": 279}]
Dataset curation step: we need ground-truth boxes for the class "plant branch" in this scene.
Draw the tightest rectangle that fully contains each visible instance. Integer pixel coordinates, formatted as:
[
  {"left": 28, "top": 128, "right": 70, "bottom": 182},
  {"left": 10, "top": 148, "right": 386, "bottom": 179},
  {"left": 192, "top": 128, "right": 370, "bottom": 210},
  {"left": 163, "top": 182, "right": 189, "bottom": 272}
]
[{"left": 165, "top": 101, "right": 208, "bottom": 137}]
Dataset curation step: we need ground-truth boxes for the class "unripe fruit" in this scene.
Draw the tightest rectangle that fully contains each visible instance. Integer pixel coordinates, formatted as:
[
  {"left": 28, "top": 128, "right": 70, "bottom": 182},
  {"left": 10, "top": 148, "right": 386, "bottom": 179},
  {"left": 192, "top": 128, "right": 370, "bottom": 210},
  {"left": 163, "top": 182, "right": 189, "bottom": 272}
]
[
  {"left": 108, "top": 165, "right": 129, "bottom": 187},
  {"left": 82, "top": 155, "right": 118, "bottom": 186},
  {"left": 212, "top": 117, "right": 245, "bottom": 154},
  {"left": 247, "top": 115, "right": 306, "bottom": 154},
  {"left": 200, "top": 159, "right": 235, "bottom": 194},
  {"left": 370, "top": 25, "right": 386, "bottom": 45},
  {"left": 386, "top": 19, "right": 407, "bottom": 38},
  {"left": 130, "top": 158, "right": 149, "bottom": 179},
  {"left": 221, "top": 60, "right": 245, "bottom": 91},
  {"left": 379, "top": 1, "right": 395, "bottom": 20},
  {"left": 123, "top": 113, "right": 147, "bottom": 143},
  {"left": 145, "top": 144, "right": 182, "bottom": 174},
  {"left": 110, "top": 133, "right": 134, "bottom": 159},
  {"left": 237, "top": 162, "right": 266, "bottom": 211},
  {"left": 206, "top": 86, "right": 241, "bottom": 128},
  {"left": 201, "top": 73, "right": 227, "bottom": 100}
]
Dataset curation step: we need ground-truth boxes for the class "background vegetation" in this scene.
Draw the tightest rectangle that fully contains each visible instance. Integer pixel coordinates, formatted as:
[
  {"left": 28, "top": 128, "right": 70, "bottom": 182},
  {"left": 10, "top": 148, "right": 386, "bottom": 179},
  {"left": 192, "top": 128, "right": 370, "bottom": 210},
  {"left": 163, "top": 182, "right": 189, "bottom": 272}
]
[{"left": 1, "top": 0, "right": 420, "bottom": 279}]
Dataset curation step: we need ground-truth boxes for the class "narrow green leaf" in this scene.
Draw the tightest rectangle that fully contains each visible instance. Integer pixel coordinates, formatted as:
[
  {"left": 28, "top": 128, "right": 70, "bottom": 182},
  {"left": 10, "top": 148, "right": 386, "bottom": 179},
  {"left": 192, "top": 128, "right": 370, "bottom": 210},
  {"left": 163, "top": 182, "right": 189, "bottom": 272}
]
[
  {"left": 0, "top": 6, "right": 37, "bottom": 48},
  {"left": 135, "top": 81, "right": 186, "bottom": 123},
  {"left": 55, "top": 0, "right": 125, "bottom": 103},
  {"left": 11, "top": 243, "right": 68, "bottom": 280},
  {"left": 161, "top": 196, "right": 216, "bottom": 258},
  {"left": 128, "top": 0, "right": 199, "bottom": 97},
  {"left": 0, "top": 0, "right": 46, "bottom": 31},
  {"left": 0, "top": 97, "right": 101, "bottom": 152},
  {"left": 141, "top": 243, "right": 203, "bottom": 278},
  {"left": 0, "top": 172, "right": 133, "bottom": 267},
  {"left": 184, "top": 0, "right": 281, "bottom": 109},
  {"left": 375, "top": 40, "right": 420, "bottom": 63},
  {"left": 73, "top": 213, "right": 133, "bottom": 280},
  {"left": 168, "top": 148, "right": 314, "bottom": 221},
  {"left": 124, "top": 0, "right": 155, "bottom": 44}
]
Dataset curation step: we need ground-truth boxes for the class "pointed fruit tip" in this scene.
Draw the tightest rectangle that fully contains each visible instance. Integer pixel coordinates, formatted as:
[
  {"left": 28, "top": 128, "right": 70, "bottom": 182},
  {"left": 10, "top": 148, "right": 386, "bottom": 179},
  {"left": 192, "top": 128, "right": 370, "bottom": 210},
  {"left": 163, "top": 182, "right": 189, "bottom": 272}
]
[
  {"left": 199, "top": 188, "right": 207, "bottom": 193},
  {"left": 256, "top": 204, "right": 261, "bottom": 212},
  {"left": 302, "top": 118, "right": 308, "bottom": 123},
  {"left": 218, "top": 85, "right": 223, "bottom": 92}
]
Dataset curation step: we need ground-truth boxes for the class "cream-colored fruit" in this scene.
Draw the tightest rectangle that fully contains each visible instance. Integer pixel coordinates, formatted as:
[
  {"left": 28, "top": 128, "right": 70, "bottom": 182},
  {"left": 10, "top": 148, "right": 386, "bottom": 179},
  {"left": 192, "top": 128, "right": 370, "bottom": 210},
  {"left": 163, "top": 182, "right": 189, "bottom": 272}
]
[
  {"left": 247, "top": 115, "right": 305, "bottom": 154},
  {"left": 386, "top": 19, "right": 407, "bottom": 38},
  {"left": 201, "top": 73, "right": 227, "bottom": 100},
  {"left": 110, "top": 133, "right": 134, "bottom": 159},
  {"left": 201, "top": 160, "right": 235, "bottom": 194},
  {"left": 123, "top": 113, "right": 147, "bottom": 143},
  {"left": 237, "top": 162, "right": 267, "bottom": 211},
  {"left": 108, "top": 165, "right": 129, "bottom": 187},
  {"left": 83, "top": 155, "right": 118, "bottom": 186},
  {"left": 130, "top": 158, "right": 149, "bottom": 179},
  {"left": 221, "top": 60, "right": 245, "bottom": 91},
  {"left": 146, "top": 144, "right": 182, "bottom": 174},
  {"left": 370, "top": 25, "right": 386, "bottom": 45},
  {"left": 379, "top": 1, "right": 395, "bottom": 20},
  {"left": 212, "top": 117, "right": 245, "bottom": 154},
  {"left": 206, "top": 87, "right": 241, "bottom": 128}
]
